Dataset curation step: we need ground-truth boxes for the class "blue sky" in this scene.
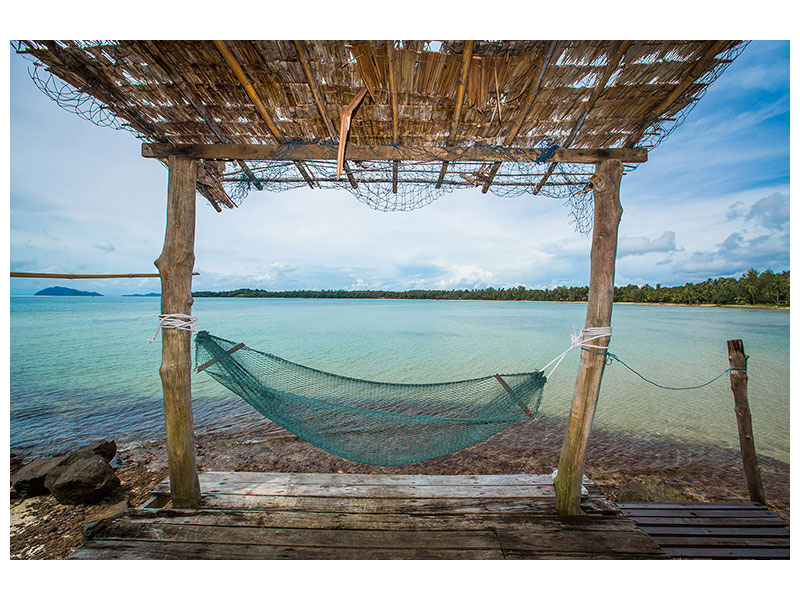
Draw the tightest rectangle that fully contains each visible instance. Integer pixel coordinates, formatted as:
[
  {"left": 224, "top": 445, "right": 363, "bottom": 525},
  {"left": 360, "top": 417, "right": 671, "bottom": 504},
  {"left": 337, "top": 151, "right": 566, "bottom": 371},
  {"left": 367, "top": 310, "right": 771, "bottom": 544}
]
[{"left": 8, "top": 40, "right": 790, "bottom": 296}]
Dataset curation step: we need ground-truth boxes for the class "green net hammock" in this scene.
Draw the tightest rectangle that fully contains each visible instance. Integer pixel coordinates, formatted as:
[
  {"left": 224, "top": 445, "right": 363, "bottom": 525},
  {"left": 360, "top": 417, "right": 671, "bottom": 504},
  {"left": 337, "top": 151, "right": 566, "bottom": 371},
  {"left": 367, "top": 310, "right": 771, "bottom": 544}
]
[{"left": 194, "top": 331, "right": 546, "bottom": 466}]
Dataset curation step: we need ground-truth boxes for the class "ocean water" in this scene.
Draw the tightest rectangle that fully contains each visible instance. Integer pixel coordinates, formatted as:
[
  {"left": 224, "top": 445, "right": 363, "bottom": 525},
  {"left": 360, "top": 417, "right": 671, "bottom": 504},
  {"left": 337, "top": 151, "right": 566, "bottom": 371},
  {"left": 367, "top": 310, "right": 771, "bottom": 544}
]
[{"left": 9, "top": 296, "right": 790, "bottom": 463}]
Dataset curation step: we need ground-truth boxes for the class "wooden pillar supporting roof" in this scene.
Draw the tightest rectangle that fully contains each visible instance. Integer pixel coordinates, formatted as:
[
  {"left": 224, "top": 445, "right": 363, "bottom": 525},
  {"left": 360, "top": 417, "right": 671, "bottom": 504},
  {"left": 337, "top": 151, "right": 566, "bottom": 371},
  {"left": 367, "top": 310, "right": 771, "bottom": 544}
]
[
  {"left": 554, "top": 159, "right": 623, "bottom": 516},
  {"left": 155, "top": 155, "right": 201, "bottom": 509}
]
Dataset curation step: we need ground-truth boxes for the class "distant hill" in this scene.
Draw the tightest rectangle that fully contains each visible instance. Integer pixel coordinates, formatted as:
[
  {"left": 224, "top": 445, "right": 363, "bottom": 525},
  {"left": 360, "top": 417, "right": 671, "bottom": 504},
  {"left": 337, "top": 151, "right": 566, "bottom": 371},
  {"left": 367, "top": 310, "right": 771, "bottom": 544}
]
[
  {"left": 35, "top": 286, "right": 103, "bottom": 297},
  {"left": 123, "top": 292, "right": 160, "bottom": 297}
]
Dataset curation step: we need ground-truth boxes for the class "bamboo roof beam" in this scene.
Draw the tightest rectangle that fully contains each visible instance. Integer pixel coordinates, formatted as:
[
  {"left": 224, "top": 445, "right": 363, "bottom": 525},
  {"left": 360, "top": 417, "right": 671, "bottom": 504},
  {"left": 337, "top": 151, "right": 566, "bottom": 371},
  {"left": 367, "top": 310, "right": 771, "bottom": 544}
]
[
  {"left": 436, "top": 40, "right": 474, "bottom": 189},
  {"left": 213, "top": 40, "right": 317, "bottom": 189},
  {"left": 39, "top": 41, "right": 235, "bottom": 211},
  {"left": 532, "top": 41, "right": 631, "bottom": 195},
  {"left": 143, "top": 143, "right": 647, "bottom": 164},
  {"left": 481, "top": 41, "right": 559, "bottom": 194},
  {"left": 387, "top": 41, "right": 401, "bottom": 194},
  {"left": 141, "top": 41, "right": 259, "bottom": 200},
  {"left": 623, "top": 40, "right": 730, "bottom": 148},
  {"left": 293, "top": 40, "right": 358, "bottom": 189}
]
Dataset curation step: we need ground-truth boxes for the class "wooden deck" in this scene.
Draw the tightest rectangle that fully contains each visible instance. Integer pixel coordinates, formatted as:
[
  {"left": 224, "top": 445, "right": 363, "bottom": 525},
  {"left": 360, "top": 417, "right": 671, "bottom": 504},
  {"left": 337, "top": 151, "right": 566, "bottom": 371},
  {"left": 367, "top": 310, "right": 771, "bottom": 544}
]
[
  {"left": 619, "top": 502, "right": 790, "bottom": 559},
  {"left": 70, "top": 471, "right": 665, "bottom": 559}
]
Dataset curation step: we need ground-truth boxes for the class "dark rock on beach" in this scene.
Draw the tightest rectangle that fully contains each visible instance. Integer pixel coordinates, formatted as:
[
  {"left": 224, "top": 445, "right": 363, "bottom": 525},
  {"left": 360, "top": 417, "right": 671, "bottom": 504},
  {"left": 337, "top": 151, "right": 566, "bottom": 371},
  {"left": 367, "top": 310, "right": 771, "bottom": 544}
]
[
  {"left": 11, "top": 439, "right": 119, "bottom": 503},
  {"left": 12, "top": 456, "right": 67, "bottom": 497},
  {"left": 45, "top": 455, "right": 120, "bottom": 505}
]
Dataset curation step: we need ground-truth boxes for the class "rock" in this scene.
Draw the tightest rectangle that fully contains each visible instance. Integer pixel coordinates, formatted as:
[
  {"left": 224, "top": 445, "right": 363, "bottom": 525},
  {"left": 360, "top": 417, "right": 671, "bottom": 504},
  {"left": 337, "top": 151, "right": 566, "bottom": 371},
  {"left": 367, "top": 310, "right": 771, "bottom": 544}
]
[
  {"left": 70, "top": 440, "right": 117, "bottom": 462},
  {"left": 44, "top": 455, "right": 120, "bottom": 504},
  {"left": 616, "top": 475, "right": 692, "bottom": 503},
  {"left": 11, "top": 456, "right": 66, "bottom": 497}
]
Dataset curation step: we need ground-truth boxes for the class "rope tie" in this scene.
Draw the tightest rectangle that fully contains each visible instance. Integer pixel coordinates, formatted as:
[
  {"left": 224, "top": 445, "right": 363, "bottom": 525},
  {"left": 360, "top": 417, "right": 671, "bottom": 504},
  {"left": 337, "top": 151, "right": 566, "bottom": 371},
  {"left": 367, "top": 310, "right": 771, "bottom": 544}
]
[
  {"left": 542, "top": 325, "right": 612, "bottom": 378},
  {"left": 147, "top": 313, "right": 198, "bottom": 343}
]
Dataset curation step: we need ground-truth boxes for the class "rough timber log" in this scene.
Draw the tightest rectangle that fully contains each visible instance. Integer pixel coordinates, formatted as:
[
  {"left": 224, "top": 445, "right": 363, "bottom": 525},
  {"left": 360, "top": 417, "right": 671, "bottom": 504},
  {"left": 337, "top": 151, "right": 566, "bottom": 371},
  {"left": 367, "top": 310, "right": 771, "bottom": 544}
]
[
  {"left": 143, "top": 143, "right": 647, "bottom": 165},
  {"left": 727, "top": 339, "right": 766, "bottom": 505},
  {"left": 155, "top": 155, "right": 201, "bottom": 508},
  {"left": 554, "top": 159, "right": 623, "bottom": 516}
]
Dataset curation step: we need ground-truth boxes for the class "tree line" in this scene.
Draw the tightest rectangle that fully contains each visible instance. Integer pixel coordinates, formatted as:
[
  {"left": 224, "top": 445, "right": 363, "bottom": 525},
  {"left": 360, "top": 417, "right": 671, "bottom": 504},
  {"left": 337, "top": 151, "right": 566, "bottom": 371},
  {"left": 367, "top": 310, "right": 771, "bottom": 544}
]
[{"left": 194, "top": 268, "right": 789, "bottom": 306}]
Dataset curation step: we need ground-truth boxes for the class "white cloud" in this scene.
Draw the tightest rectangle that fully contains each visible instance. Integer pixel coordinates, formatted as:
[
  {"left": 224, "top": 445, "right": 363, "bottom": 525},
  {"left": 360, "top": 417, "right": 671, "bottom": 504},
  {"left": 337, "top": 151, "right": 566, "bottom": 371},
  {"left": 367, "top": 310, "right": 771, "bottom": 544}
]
[{"left": 618, "top": 231, "right": 678, "bottom": 257}]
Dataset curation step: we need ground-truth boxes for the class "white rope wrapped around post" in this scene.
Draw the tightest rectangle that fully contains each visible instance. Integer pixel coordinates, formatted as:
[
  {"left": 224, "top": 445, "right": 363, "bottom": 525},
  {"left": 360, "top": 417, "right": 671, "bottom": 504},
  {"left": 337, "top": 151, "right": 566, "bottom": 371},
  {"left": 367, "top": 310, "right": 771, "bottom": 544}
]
[
  {"left": 147, "top": 313, "right": 198, "bottom": 343},
  {"left": 542, "top": 325, "right": 612, "bottom": 379}
]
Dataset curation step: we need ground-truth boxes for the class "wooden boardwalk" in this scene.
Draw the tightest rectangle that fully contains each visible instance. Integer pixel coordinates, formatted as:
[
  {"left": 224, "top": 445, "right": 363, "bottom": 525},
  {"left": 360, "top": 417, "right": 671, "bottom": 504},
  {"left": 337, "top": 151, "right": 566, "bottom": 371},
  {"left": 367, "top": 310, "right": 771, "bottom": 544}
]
[
  {"left": 71, "top": 471, "right": 665, "bottom": 559},
  {"left": 619, "top": 502, "right": 790, "bottom": 559}
]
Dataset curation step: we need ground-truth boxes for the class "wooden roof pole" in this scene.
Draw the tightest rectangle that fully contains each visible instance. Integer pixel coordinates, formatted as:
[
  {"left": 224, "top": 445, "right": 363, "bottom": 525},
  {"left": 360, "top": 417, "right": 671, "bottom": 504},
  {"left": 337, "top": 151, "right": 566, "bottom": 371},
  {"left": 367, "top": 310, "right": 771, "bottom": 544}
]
[
  {"left": 554, "top": 159, "right": 623, "bottom": 516},
  {"left": 213, "top": 40, "right": 317, "bottom": 189},
  {"left": 532, "top": 41, "right": 630, "bottom": 195},
  {"left": 624, "top": 40, "right": 729, "bottom": 147},
  {"left": 436, "top": 40, "right": 474, "bottom": 189},
  {"left": 155, "top": 154, "right": 201, "bottom": 509},
  {"left": 142, "top": 41, "right": 260, "bottom": 199},
  {"left": 144, "top": 142, "right": 647, "bottom": 163},
  {"left": 387, "top": 41, "right": 401, "bottom": 193},
  {"left": 293, "top": 40, "right": 358, "bottom": 188},
  {"left": 481, "top": 41, "right": 558, "bottom": 193}
]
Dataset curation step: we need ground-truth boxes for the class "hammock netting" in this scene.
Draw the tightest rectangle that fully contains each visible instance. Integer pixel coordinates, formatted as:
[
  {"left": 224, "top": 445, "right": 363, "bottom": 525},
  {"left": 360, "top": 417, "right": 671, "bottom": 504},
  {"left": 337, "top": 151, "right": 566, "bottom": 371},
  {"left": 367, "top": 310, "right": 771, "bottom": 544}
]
[{"left": 195, "top": 331, "right": 546, "bottom": 465}]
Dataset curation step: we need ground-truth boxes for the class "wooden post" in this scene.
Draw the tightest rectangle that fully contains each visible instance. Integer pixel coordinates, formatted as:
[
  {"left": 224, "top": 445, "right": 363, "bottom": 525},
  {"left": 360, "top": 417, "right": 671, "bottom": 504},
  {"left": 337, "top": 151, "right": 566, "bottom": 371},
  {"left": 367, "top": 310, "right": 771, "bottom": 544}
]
[
  {"left": 155, "top": 154, "right": 201, "bottom": 508},
  {"left": 554, "top": 160, "right": 623, "bottom": 516},
  {"left": 727, "top": 339, "right": 766, "bottom": 504}
]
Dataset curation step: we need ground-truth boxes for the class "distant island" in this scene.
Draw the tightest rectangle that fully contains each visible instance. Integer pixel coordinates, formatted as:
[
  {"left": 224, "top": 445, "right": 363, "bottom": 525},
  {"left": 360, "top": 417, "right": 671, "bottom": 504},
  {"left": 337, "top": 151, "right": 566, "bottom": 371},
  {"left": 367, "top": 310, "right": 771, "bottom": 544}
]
[
  {"left": 122, "top": 292, "right": 161, "bottom": 297},
  {"left": 35, "top": 286, "right": 102, "bottom": 297},
  {"left": 193, "top": 269, "right": 789, "bottom": 307}
]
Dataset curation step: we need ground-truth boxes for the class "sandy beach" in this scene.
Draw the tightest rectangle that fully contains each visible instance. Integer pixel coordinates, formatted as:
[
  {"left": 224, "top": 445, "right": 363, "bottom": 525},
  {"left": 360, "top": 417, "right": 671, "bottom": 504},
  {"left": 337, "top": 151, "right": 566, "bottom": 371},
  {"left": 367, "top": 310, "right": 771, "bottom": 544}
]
[{"left": 10, "top": 415, "right": 789, "bottom": 559}]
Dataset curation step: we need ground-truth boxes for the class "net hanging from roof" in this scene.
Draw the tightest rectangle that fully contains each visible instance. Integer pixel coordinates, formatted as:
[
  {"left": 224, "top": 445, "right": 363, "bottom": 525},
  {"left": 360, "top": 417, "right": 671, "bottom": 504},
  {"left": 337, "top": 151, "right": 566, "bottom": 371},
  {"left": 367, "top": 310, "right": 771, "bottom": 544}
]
[{"left": 195, "top": 331, "right": 545, "bottom": 466}]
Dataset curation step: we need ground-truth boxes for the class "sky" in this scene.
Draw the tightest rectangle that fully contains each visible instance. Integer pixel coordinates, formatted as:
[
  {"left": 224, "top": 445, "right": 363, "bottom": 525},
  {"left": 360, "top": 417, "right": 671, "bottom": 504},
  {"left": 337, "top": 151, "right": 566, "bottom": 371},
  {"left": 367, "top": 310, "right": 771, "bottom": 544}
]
[{"left": 7, "top": 40, "right": 790, "bottom": 296}]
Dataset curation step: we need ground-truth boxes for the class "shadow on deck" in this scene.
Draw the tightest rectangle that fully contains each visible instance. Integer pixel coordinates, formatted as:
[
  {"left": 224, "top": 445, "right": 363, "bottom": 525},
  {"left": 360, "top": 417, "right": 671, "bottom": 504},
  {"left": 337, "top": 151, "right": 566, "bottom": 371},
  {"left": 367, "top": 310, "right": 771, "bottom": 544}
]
[{"left": 70, "top": 471, "right": 665, "bottom": 559}]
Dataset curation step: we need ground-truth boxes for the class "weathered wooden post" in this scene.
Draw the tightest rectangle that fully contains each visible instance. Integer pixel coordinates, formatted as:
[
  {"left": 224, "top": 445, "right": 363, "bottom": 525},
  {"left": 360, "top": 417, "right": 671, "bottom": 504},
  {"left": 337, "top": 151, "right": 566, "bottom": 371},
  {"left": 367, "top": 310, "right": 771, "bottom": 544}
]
[
  {"left": 554, "top": 159, "right": 623, "bottom": 516},
  {"left": 727, "top": 339, "right": 766, "bottom": 504},
  {"left": 155, "top": 154, "right": 201, "bottom": 508}
]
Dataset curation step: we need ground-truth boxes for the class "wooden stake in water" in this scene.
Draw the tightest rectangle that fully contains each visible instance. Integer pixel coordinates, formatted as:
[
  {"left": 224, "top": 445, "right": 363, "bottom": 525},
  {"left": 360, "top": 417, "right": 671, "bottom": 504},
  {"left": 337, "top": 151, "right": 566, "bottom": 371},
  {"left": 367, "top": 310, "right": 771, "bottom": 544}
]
[{"left": 727, "top": 339, "right": 766, "bottom": 505}]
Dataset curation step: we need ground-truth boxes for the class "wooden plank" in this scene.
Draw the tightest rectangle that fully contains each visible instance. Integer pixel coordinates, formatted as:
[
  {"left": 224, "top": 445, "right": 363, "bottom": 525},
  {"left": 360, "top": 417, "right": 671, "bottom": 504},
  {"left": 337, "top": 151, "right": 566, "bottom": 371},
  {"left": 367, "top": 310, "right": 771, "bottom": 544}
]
[
  {"left": 651, "top": 536, "right": 790, "bottom": 548},
  {"left": 190, "top": 482, "right": 557, "bottom": 498},
  {"left": 195, "top": 494, "right": 560, "bottom": 514},
  {"left": 554, "top": 159, "right": 623, "bottom": 515},
  {"left": 504, "top": 550, "right": 665, "bottom": 560},
  {"left": 639, "top": 526, "right": 790, "bottom": 537},
  {"left": 124, "top": 508, "right": 638, "bottom": 532},
  {"left": 142, "top": 143, "right": 648, "bottom": 164},
  {"left": 155, "top": 155, "right": 200, "bottom": 508},
  {"left": 618, "top": 502, "right": 764, "bottom": 510},
  {"left": 495, "top": 526, "right": 663, "bottom": 556},
  {"left": 661, "top": 546, "right": 789, "bottom": 559},
  {"left": 94, "top": 521, "right": 503, "bottom": 550},
  {"left": 177, "top": 471, "right": 572, "bottom": 486},
  {"left": 630, "top": 516, "right": 786, "bottom": 527},
  {"left": 622, "top": 508, "right": 781, "bottom": 518},
  {"left": 71, "top": 540, "right": 504, "bottom": 560}
]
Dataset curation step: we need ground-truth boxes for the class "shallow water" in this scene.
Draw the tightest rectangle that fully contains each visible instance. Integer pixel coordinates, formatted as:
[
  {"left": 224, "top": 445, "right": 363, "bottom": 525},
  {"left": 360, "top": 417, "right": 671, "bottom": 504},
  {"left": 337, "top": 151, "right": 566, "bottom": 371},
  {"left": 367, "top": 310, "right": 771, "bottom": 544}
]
[{"left": 10, "top": 296, "right": 790, "bottom": 462}]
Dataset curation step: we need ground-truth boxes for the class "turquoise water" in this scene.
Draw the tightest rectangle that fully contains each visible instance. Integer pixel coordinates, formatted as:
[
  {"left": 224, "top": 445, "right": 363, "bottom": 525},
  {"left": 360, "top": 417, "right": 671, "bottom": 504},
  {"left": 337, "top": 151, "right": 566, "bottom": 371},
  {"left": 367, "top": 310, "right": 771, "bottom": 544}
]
[{"left": 10, "top": 296, "right": 790, "bottom": 462}]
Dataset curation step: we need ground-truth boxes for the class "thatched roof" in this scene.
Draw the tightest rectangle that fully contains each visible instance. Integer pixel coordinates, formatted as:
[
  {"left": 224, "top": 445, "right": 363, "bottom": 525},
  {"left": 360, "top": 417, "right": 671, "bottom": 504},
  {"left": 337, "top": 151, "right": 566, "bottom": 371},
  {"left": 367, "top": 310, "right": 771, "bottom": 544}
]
[{"left": 16, "top": 40, "right": 747, "bottom": 214}]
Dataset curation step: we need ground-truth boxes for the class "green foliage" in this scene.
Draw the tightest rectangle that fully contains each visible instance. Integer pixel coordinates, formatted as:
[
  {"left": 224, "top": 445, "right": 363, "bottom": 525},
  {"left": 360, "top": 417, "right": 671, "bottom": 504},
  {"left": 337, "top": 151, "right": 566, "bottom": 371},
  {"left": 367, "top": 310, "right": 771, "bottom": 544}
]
[{"left": 193, "top": 269, "right": 789, "bottom": 307}]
